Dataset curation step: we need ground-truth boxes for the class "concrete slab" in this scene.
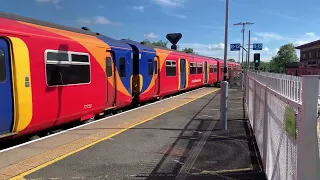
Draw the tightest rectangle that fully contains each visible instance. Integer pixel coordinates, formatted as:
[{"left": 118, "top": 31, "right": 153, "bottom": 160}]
[
  {"left": 24, "top": 133, "right": 88, "bottom": 149},
  {"left": 0, "top": 147, "right": 48, "bottom": 169},
  {"left": 0, "top": 87, "right": 219, "bottom": 179},
  {"left": 22, "top": 89, "right": 266, "bottom": 180}
]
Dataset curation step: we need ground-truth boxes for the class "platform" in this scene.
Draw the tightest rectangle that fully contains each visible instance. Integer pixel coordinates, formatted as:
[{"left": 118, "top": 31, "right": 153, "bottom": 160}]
[{"left": 0, "top": 87, "right": 266, "bottom": 180}]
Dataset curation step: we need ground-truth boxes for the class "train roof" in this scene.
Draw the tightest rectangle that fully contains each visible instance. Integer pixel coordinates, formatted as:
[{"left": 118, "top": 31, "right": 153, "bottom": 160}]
[
  {"left": 99, "top": 36, "right": 131, "bottom": 49},
  {"left": 120, "top": 39, "right": 155, "bottom": 52},
  {"left": 0, "top": 12, "right": 100, "bottom": 36},
  {"left": 0, "top": 12, "right": 131, "bottom": 50}
]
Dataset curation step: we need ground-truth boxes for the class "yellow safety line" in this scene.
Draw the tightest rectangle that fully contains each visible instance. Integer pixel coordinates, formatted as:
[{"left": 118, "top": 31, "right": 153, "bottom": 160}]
[{"left": 10, "top": 88, "right": 219, "bottom": 179}]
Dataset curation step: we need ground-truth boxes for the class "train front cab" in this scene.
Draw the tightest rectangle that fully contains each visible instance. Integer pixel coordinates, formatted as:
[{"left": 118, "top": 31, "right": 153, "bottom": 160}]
[
  {"left": 120, "top": 40, "right": 159, "bottom": 104},
  {"left": 0, "top": 38, "right": 15, "bottom": 137},
  {"left": 99, "top": 36, "right": 133, "bottom": 109}
]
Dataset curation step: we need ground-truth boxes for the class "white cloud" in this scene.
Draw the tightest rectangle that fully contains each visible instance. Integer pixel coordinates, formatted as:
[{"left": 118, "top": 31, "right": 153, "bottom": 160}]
[
  {"left": 276, "top": 48, "right": 280, "bottom": 52},
  {"left": 294, "top": 41, "right": 310, "bottom": 46},
  {"left": 255, "top": 31, "right": 320, "bottom": 45},
  {"left": 132, "top": 5, "right": 145, "bottom": 12},
  {"left": 144, "top": 32, "right": 159, "bottom": 39},
  {"left": 293, "top": 32, "right": 320, "bottom": 46},
  {"left": 152, "top": 0, "right": 185, "bottom": 7},
  {"left": 254, "top": 32, "right": 288, "bottom": 41},
  {"left": 207, "top": 43, "right": 224, "bottom": 50},
  {"left": 263, "top": 47, "right": 270, "bottom": 52},
  {"left": 305, "top": 32, "right": 315, "bottom": 37},
  {"left": 163, "top": 12, "right": 188, "bottom": 19},
  {"left": 254, "top": 31, "right": 320, "bottom": 50},
  {"left": 76, "top": 16, "right": 119, "bottom": 25}
]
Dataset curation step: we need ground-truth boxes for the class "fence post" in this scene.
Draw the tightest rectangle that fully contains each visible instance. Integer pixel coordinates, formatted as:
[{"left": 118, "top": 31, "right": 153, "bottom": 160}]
[
  {"left": 262, "top": 79, "right": 268, "bottom": 171},
  {"left": 242, "top": 71, "right": 245, "bottom": 91},
  {"left": 252, "top": 79, "right": 256, "bottom": 132},
  {"left": 297, "top": 75, "right": 320, "bottom": 180}
]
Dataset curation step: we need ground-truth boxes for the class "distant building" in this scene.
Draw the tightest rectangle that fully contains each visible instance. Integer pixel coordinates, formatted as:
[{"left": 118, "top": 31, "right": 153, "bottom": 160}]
[
  {"left": 286, "top": 40, "right": 320, "bottom": 75},
  {"left": 286, "top": 62, "right": 299, "bottom": 76}
]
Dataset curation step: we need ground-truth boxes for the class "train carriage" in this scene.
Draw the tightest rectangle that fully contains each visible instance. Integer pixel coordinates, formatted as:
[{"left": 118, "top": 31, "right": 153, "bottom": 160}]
[
  {"left": 0, "top": 12, "right": 241, "bottom": 140},
  {"left": 0, "top": 13, "right": 134, "bottom": 138}
]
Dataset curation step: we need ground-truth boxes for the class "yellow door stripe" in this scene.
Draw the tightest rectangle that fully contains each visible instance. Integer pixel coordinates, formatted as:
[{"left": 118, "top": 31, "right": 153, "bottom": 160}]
[{"left": 8, "top": 37, "right": 33, "bottom": 132}]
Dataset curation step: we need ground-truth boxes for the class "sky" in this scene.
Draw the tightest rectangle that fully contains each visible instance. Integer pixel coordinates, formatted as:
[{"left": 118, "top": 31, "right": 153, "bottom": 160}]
[{"left": 1, "top": 0, "right": 320, "bottom": 62}]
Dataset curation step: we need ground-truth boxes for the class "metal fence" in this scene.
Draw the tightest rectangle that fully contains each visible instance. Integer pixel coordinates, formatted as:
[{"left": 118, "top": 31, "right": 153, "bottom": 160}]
[
  {"left": 244, "top": 71, "right": 320, "bottom": 180},
  {"left": 229, "top": 69, "right": 242, "bottom": 89}
]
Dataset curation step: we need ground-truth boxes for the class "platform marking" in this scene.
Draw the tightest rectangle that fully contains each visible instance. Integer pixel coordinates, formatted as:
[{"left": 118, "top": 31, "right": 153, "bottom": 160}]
[
  {"left": 191, "top": 167, "right": 253, "bottom": 175},
  {"left": 0, "top": 87, "right": 209, "bottom": 154},
  {"left": 10, "top": 88, "right": 219, "bottom": 180},
  {"left": 175, "top": 111, "right": 220, "bottom": 180}
]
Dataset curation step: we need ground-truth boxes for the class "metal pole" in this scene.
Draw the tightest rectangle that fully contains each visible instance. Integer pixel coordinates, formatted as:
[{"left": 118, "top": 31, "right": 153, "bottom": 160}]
[
  {"left": 242, "top": 24, "right": 245, "bottom": 69},
  {"left": 238, "top": 49, "right": 241, "bottom": 64},
  {"left": 223, "top": 6, "right": 229, "bottom": 82},
  {"left": 248, "top": 30, "right": 251, "bottom": 70},
  {"left": 220, "top": 0, "right": 229, "bottom": 131}
]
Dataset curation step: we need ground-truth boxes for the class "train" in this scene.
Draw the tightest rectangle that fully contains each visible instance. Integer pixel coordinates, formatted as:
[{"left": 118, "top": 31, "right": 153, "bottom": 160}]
[{"left": 0, "top": 12, "right": 242, "bottom": 140}]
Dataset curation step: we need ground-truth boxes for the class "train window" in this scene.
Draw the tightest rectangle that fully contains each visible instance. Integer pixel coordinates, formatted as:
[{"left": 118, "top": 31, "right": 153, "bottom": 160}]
[
  {"left": 166, "top": 60, "right": 176, "bottom": 76},
  {"left": 0, "top": 49, "right": 5, "bottom": 82},
  {"left": 189, "top": 62, "right": 196, "bottom": 74},
  {"left": 180, "top": 59, "right": 186, "bottom": 73},
  {"left": 106, "top": 57, "right": 112, "bottom": 77},
  {"left": 47, "top": 51, "right": 69, "bottom": 62},
  {"left": 119, "top": 57, "right": 126, "bottom": 77},
  {"left": 209, "top": 64, "right": 214, "bottom": 73},
  {"left": 71, "top": 54, "right": 89, "bottom": 63},
  {"left": 65, "top": 65, "right": 90, "bottom": 84},
  {"left": 197, "top": 63, "right": 203, "bottom": 74},
  {"left": 213, "top": 65, "right": 217, "bottom": 72},
  {"left": 45, "top": 50, "right": 91, "bottom": 86},
  {"left": 154, "top": 62, "right": 158, "bottom": 74},
  {"left": 148, "top": 59, "right": 153, "bottom": 76},
  {"left": 154, "top": 57, "right": 159, "bottom": 74}
]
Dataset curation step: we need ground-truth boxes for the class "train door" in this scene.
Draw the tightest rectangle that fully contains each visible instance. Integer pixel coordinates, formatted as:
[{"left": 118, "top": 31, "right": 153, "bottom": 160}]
[
  {"left": 154, "top": 56, "right": 160, "bottom": 96},
  {"left": 180, "top": 59, "right": 186, "bottom": 89},
  {"left": 204, "top": 61, "right": 208, "bottom": 84},
  {"left": 106, "top": 51, "right": 116, "bottom": 107},
  {"left": 0, "top": 38, "right": 14, "bottom": 134}
]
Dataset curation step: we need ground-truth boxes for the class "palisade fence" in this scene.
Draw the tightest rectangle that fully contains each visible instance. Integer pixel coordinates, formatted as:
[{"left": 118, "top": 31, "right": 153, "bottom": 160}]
[{"left": 244, "top": 71, "right": 320, "bottom": 180}]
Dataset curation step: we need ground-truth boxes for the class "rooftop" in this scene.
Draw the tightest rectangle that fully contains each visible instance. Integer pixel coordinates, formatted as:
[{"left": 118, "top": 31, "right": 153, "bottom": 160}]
[{"left": 295, "top": 39, "right": 320, "bottom": 49}]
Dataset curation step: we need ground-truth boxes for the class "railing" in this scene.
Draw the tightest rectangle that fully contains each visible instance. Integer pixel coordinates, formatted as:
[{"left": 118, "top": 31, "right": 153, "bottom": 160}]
[{"left": 245, "top": 71, "right": 320, "bottom": 180}]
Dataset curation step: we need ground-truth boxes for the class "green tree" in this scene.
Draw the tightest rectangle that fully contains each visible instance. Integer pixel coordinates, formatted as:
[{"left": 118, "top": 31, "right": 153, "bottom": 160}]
[
  {"left": 182, "top": 48, "right": 195, "bottom": 53},
  {"left": 272, "top": 43, "right": 298, "bottom": 73},
  {"left": 228, "top": 58, "right": 236, "bottom": 62},
  {"left": 142, "top": 39, "right": 168, "bottom": 48}
]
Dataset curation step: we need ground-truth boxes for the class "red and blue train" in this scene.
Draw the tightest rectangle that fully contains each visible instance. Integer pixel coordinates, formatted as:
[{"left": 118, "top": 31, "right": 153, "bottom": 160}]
[{"left": 0, "top": 12, "right": 241, "bottom": 140}]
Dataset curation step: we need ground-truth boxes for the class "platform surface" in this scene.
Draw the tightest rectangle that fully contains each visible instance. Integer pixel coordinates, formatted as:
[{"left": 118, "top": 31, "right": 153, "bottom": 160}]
[{"left": 0, "top": 87, "right": 267, "bottom": 180}]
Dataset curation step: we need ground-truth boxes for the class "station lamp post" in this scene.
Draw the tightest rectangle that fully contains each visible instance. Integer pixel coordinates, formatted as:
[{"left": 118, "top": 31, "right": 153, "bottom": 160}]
[
  {"left": 233, "top": 22, "right": 254, "bottom": 69},
  {"left": 220, "top": 0, "right": 229, "bottom": 131}
]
